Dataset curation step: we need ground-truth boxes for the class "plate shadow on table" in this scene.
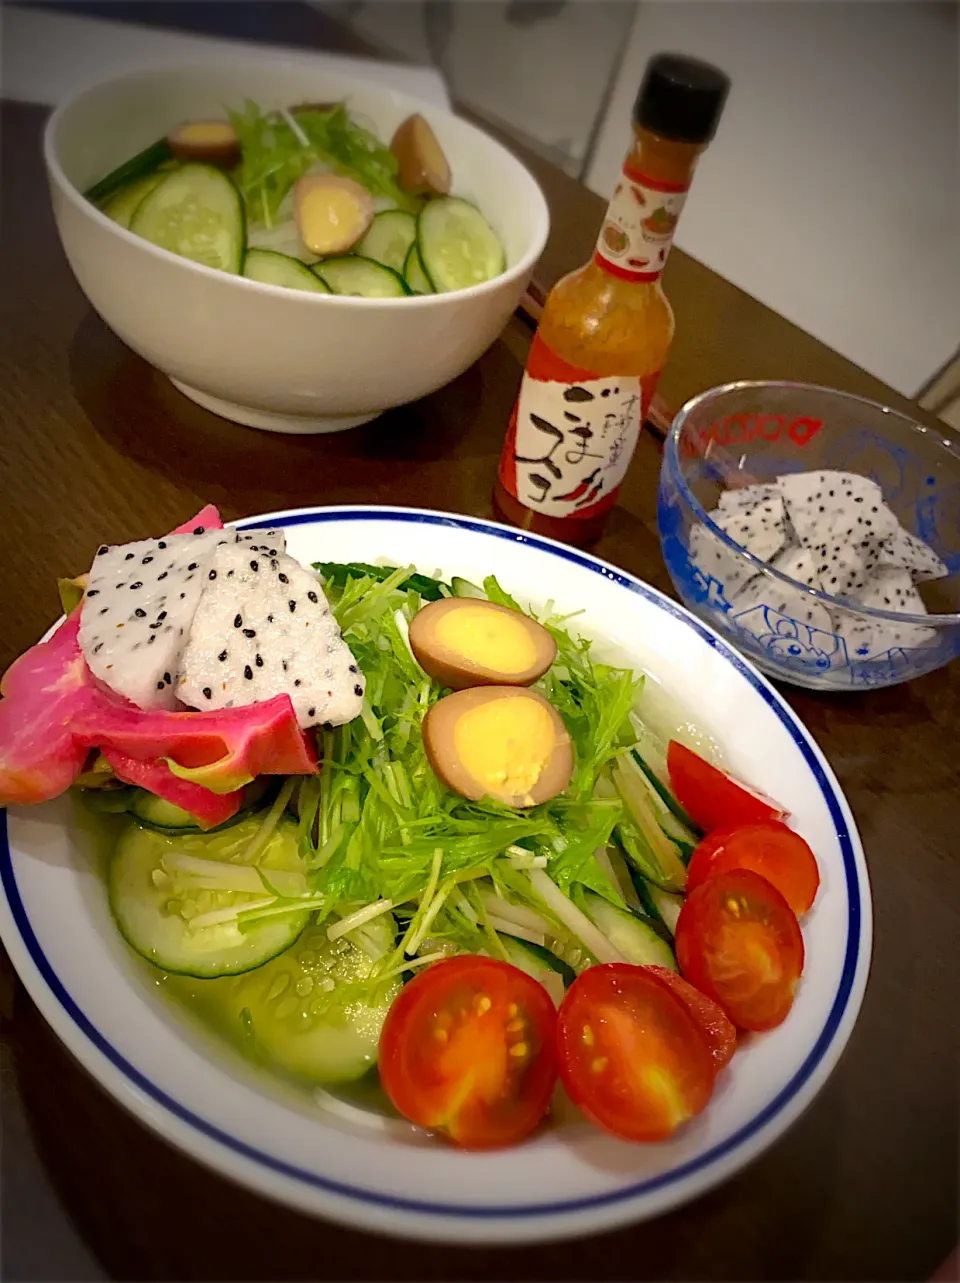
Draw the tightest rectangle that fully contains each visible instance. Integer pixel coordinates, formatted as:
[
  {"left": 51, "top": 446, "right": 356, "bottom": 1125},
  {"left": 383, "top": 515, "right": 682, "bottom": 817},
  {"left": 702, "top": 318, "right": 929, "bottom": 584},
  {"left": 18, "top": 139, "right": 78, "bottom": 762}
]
[
  {"left": 5, "top": 976, "right": 853, "bottom": 1283},
  {"left": 67, "top": 311, "right": 500, "bottom": 521}
]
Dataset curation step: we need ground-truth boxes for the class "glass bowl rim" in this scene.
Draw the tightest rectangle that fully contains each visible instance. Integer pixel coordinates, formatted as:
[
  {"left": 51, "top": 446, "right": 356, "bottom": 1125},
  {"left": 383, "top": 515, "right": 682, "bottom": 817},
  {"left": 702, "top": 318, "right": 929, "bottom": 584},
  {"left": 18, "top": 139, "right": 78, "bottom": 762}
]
[{"left": 663, "top": 379, "right": 960, "bottom": 628}]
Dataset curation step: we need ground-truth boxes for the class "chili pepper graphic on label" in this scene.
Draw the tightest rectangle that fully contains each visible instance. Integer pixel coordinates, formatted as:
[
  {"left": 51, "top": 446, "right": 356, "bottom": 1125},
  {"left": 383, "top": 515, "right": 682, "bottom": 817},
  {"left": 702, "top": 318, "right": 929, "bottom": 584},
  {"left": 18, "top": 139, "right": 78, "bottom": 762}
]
[
  {"left": 575, "top": 480, "right": 605, "bottom": 510},
  {"left": 552, "top": 468, "right": 601, "bottom": 504}
]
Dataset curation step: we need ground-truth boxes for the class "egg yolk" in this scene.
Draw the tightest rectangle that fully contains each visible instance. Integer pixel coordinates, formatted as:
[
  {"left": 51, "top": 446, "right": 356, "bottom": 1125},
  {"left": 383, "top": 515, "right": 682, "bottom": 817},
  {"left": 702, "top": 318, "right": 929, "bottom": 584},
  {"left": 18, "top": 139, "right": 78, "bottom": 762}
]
[
  {"left": 175, "top": 121, "right": 237, "bottom": 146},
  {"left": 299, "top": 186, "right": 366, "bottom": 253},
  {"left": 452, "top": 696, "right": 555, "bottom": 803},
  {"left": 433, "top": 605, "right": 538, "bottom": 675}
]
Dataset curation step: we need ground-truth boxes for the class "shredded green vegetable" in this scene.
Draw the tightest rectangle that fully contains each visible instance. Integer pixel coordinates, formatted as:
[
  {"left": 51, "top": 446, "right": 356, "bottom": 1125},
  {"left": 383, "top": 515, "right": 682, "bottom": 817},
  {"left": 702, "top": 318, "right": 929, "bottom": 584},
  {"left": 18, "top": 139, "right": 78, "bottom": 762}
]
[
  {"left": 284, "top": 561, "right": 692, "bottom": 986},
  {"left": 228, "top": 99, "right": 418, "bottom": 227}
]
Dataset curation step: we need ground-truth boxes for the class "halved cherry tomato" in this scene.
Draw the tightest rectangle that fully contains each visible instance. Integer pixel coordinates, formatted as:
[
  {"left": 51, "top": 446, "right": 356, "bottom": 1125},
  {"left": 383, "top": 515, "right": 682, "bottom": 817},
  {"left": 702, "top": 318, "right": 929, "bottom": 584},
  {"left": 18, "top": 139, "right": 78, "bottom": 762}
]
[
  {"left": 675, "top": 869, "right": 804, "bottom": 1031},
  {"left": 686, "top": 822, "right": 820, "bottom": 916},
  {"left": 667, "top": 741, "right": 788, "bottom": 833},
  {"left": 556, "top": 964, "right": 714, "bottom": 1142},
  {"left": 643, "top": 965, "right": 737, "bottom": 1072},
  {"left": 378, "top": 955, "right": 557, "bottom": 1149}
]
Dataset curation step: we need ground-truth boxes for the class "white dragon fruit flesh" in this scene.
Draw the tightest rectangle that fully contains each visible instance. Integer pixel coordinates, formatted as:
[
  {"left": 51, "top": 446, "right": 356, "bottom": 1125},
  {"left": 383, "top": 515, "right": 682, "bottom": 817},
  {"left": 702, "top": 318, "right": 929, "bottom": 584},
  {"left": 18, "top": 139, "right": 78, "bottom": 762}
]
[
  {"left": 79, "top": 528, "right": 233, "bottom": 710},
  {"left": 78, "top": 526, "right": 289, "bottom": 712},
  {"left": 711, "top": 494, "right": 789, "bottom": 564},
  {"left": 176, "top": 543, "right": 364, "bottom": 729},
  {"left": 877, "top": 526, "right": 948, "bottom": 583},
  {"left": 695, "top": 469, "right": 948, "bottom": 666},
  {"left": 730, "top": 546, "right": 833, "bottom": 633}
]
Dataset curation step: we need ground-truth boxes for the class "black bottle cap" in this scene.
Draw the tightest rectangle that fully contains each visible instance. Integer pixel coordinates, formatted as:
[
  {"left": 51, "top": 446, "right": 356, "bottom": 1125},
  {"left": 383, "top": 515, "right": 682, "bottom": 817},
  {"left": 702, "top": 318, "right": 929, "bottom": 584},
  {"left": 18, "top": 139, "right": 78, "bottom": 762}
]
[{"left": 633, "top": 53, "right": 731, "bottom": 144}]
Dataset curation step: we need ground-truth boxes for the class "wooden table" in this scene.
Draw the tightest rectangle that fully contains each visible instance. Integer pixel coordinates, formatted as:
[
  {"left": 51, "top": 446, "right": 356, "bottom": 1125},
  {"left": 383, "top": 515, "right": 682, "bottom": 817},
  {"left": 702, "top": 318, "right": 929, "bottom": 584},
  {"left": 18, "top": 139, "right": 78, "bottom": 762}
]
[{"left": 1, "top": 53, "right": 958, "bottom": 1283}]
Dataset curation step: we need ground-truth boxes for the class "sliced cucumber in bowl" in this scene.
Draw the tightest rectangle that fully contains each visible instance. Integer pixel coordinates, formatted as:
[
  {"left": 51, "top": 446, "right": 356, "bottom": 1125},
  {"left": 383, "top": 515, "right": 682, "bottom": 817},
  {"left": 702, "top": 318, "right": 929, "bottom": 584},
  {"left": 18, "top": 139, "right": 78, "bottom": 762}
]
[
  {"left": 418, "top": 196, "right": 505, "bottom": 292},
  {"left": 356, "top": 210, "right": 417, "bottom": 274},
  {"left": 243, "top": 248, "right": 330, "bottom": 293},
  {"left": 403, "top": 242, "right": 434, "bottom": 295},
  {"left": 314, "top": 256, "right": 410, "bottom": 298},
  {"left": 130, "top": 163, "right": 245, "bottom": 274}
]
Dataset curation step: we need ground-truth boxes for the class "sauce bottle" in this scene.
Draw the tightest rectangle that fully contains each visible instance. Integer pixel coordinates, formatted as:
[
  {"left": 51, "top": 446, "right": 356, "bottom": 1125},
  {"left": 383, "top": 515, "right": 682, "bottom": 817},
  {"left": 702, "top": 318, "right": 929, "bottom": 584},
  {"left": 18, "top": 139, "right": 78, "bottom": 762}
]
[{"left": 494, "top": 53, "right": 731, "bottom": 546}]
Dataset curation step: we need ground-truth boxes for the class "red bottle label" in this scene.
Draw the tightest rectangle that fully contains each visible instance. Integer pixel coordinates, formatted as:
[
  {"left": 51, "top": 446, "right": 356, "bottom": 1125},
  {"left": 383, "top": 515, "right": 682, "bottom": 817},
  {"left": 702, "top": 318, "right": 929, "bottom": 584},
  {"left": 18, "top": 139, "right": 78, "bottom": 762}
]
[
  {"left": 498, "top": 333, "right": 661, "bottom": 522},
  {"left": 593, "top": 161, "right": 689, "bottom": 283}
]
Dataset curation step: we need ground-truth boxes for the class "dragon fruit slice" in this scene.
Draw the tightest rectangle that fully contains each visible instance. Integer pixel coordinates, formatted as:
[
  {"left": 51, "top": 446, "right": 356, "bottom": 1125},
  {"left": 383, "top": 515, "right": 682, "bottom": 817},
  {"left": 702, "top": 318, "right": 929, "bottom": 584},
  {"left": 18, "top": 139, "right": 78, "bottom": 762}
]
[
  {"left": 100, "top": 748, "right": 242, "bottom": 828},
  {"left": 712, "top": 496, "right": 788, "bottom": 563},
  {"left": 877, "top": 525, "right": 948, "bottom": 583},
  {"left": 777, "top": 470, "right": 901, "bottom": 595},
  {"left": 235, "top": 528, "right": 287, "bottom": 555},
  {"left": 730, "top": 546, "right": 833, "bottom": 632},
  {"left": 176, "top": 543, "right": 364, "bottom": 729},
  {"left": 170, "top": 504, "right": 224, "bottom": 535},
  {"left": 0, "top": 615, "right": 93, "bottom": 805},
  {"left": 78, "top": 528, "right": 234, "bottom": 711},
  {"left": 0, "top": 612, "right": 317, "bottom": 814},
  {"left": 689, "top": 524, "right": 760, "bottom": 602},
  {"left": 77, "top": 511, "right": 288, "bottom": 713},
  {"left": 717, "top": 483, "right": 782, "bottom": 516}
]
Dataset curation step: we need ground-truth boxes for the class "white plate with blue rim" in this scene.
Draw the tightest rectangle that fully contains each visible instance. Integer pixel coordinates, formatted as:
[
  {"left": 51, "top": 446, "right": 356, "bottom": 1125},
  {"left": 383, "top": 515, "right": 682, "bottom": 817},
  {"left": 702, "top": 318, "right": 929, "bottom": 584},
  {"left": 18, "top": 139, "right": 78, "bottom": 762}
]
[{"left": 0, "top": 505, "right": 871, "bottom": 1244}]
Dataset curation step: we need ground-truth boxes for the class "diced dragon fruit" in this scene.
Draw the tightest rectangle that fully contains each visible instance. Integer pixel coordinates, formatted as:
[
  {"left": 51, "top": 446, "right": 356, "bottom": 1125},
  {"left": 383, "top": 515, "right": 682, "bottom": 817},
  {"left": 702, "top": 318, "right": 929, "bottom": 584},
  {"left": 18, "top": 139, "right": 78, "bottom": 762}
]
[
  {"left": 176, "top": 543, "right": 364, "bottom": 729},
  {"left": 730, "top": 546, "right": 833, "bottom": 632},
  {"left": 877, "top": 525, "right": 948, "bottom": 583},
  {"left": 717, "top": 483, "right": 782, "bottom": 516},
  {"left": 712, "top": 498, "right": 789, "bottom": 563},
  {"left": 777, "top": 470, "right": 900, "bottom": 597},
  {"left": 689, "top": 524, "right": 760, "bottom": 601}
]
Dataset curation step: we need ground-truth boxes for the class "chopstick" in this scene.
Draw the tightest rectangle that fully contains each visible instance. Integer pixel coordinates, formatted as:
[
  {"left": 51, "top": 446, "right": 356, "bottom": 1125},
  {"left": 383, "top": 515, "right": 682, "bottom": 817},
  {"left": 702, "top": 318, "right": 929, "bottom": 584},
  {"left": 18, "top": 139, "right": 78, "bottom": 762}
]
[{"left": 517, "top": 281, "right": 673, "bottom": 442}]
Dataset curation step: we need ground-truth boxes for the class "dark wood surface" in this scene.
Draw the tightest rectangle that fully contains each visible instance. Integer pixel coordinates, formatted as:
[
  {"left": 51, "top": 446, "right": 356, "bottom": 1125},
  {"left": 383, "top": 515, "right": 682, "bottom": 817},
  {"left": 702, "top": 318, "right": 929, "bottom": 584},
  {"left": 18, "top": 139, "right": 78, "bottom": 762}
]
[{"left": 1, "top": 59, "right": 958, "bottom": 1283}]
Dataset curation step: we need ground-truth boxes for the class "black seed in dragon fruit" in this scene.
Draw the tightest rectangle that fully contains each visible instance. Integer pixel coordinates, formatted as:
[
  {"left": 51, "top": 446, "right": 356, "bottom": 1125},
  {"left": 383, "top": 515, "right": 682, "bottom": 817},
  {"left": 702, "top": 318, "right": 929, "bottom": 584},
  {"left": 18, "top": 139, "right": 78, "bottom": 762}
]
[{"left": 176, "top": 544, "right": 363, "bottom": 728}]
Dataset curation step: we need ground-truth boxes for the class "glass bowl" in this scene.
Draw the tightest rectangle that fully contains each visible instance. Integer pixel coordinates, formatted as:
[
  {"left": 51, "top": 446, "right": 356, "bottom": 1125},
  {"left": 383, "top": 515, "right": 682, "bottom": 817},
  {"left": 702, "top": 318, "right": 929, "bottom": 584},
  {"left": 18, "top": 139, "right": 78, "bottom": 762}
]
[{"left": 657, "top": 381, "right": 960, "bottom": 690}]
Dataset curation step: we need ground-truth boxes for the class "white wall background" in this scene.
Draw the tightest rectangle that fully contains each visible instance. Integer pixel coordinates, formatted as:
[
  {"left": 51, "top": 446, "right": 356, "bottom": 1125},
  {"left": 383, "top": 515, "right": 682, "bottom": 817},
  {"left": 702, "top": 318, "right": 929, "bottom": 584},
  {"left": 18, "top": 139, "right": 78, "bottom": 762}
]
[{"left": 587, "top": 1, "right": 960, "bottom": 398}]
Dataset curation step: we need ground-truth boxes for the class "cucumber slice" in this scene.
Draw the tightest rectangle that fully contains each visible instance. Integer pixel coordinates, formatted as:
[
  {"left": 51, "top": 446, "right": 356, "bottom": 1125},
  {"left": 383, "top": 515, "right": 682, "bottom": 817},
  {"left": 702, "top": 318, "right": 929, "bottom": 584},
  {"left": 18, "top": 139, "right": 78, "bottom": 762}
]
[
  {"left": 243, "top": 248, "right": 330, "bottom": 293},
  {"left": 85, "top": 137, "right": 174, "bottom": 206},
  {"left": 109, "top": 816, "right": 310, "bottom": 977},
  {"left": 500, "top": 935, "right": 576, "bottom": 988},
  {"left": 581, "top": 890, "right": 678, "bottom": 970},
  {"left": 630, "top": 746, "right": 702, "bottom": 841},
  {"left": 418, "top": 196, "right": 505, "bottom": 293},
  {"left": 315, "top": 256, "right": 409, "bottom": 298},
  {"left": 128, "top": 791, "right": 205, "bottom": 830},
  {"left": 403, "top": 242, "right": 433, "bottom": 295},
  {"left": 450, "top": 576, "right": 485, "bottom": 599},
  {"left": 130, "top": 164, "right": 245, "bottom": 274},
  {"left": 102, "top": 172, "right": 166, "bottom": 229},
  {"left": 631, "top": 876, "right": 683, "bottom": 936},
  {"left": 356, "top": 211, "right": 417, "bottom": 274},
  {"left": 202, "top": 913, "right": 399, "bottom": 1084},
  {"left": 613, "top": 759, "right": 688, "bottom": 891},
  {"left": 125, "top": 779, "right": 274, "bottom": 834}
]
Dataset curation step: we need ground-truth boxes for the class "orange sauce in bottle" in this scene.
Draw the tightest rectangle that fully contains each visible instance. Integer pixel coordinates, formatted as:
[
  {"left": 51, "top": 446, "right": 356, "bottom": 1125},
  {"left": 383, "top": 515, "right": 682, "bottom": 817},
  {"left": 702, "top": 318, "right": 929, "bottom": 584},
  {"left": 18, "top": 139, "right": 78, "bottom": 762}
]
[{"left": 494, "top": 54, "right": 730, "bottom": 547}]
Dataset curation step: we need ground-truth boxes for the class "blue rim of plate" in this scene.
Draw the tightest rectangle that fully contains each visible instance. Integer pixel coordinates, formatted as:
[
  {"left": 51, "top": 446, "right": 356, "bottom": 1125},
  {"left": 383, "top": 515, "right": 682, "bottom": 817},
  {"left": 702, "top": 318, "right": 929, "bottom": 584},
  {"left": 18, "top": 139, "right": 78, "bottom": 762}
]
[{"left": 0, "top": 507, "right": 863, "bottom": 1221}]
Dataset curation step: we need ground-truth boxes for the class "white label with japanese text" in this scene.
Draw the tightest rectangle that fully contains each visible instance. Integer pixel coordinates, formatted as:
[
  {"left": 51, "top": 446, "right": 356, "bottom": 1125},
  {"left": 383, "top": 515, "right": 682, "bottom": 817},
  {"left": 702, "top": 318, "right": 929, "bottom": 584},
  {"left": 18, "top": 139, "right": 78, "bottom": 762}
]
[{"left": 511, "top": 373, "right": 643, "bottom": 517}]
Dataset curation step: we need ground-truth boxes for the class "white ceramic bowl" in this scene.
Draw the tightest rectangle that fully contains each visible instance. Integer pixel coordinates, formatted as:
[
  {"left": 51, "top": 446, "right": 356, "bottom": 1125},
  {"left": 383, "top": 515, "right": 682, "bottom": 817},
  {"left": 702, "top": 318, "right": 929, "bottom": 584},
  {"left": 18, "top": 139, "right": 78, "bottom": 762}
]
[
  {"left": 44, "top": 64, "right": 549, "bottom": 433},
  {"left": 0, "top": 507, "right": 871, "bottom": 1243}
]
